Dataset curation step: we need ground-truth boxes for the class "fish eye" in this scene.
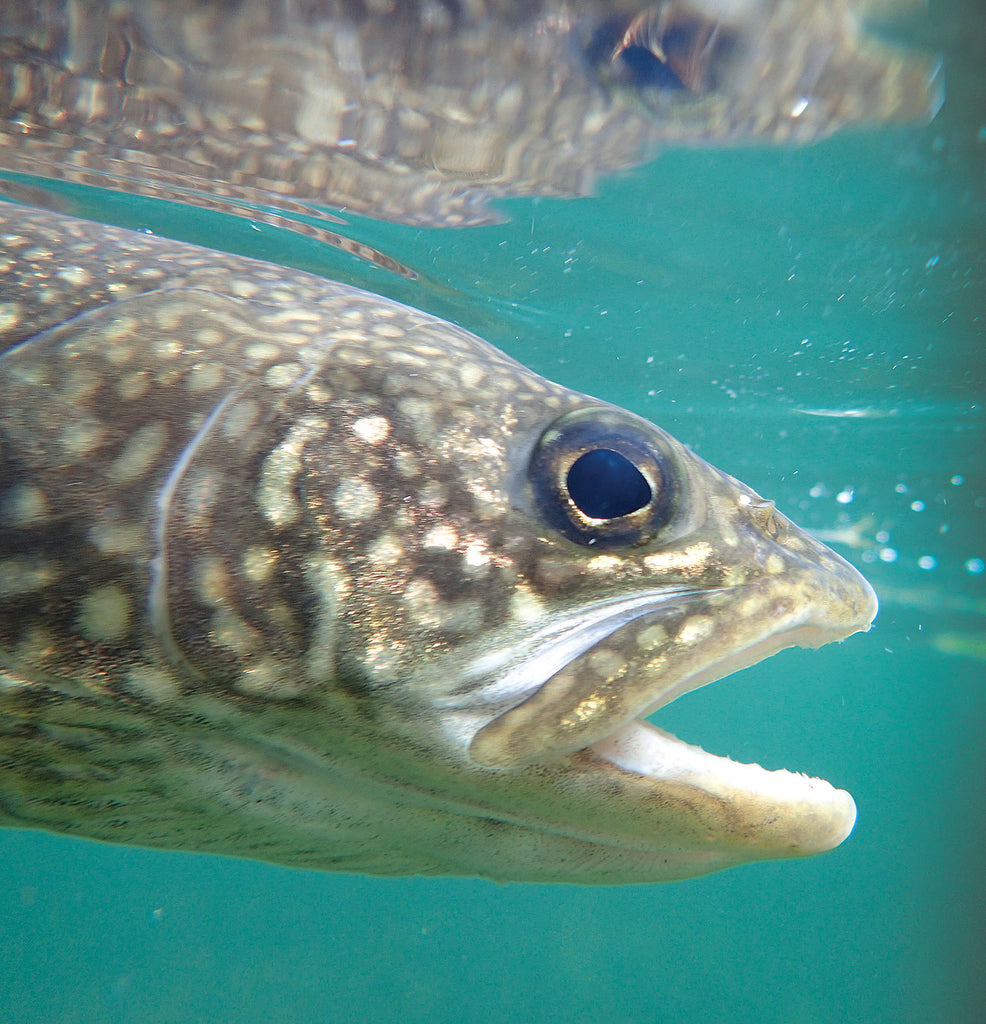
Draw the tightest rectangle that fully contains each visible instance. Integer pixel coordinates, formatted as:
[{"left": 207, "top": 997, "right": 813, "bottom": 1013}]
[
  {"left": 529, "top": 409, "right": 680, "bottom": 548},
  {"left": 582, "top": 11, "right": 737, "bottom": 95},
  {"left": 566, "top": 448, "right": 652, "bottom": 519}
]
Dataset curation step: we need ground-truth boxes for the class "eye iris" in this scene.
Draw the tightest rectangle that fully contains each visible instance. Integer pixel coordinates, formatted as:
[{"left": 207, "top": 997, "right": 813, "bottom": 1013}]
[{"left": 566, "top": 448, "right": 652, "bottom": 520}]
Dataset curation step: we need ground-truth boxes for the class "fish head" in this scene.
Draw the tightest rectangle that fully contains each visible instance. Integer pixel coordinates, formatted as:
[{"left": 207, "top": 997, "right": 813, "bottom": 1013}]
[{"left": 197, "top": 316, "right": 878, "bottom": 882}]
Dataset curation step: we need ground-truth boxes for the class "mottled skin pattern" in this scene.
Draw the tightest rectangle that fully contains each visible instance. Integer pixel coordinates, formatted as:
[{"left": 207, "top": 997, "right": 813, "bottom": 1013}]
[
  {"left": 0, "top": 203, "right": 877, "bottom": 882},
  {"left": 0, "top": 1, "right": 938, "bottom": 230}
]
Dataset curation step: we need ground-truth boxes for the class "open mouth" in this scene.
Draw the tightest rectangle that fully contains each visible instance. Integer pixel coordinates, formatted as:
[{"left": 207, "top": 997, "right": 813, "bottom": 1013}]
[
  {"left": 575, "top": 610, "right": 873, "bottom": 856},
  {"left": 465, "top": 577, "right": 876, "bottom": 857}
]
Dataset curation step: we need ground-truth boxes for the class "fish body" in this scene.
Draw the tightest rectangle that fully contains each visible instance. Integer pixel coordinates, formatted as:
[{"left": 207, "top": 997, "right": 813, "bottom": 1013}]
[{"left": 0, "top": 203, "right": 876, "bottom": 883}]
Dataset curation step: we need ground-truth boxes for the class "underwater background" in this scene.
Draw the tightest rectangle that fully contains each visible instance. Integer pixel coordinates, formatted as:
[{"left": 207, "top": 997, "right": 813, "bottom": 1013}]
[{"left": 0, "top": 1, "right": 982, "bottom": 1021}]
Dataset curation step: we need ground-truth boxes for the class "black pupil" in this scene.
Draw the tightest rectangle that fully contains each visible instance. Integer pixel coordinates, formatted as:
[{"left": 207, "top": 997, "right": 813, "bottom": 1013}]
[
  {"left": 566, "top": 448, "right": 652, "bottom": 520},
  {"left": 616, "top": 45, "right": 687, "bottom": 90}
]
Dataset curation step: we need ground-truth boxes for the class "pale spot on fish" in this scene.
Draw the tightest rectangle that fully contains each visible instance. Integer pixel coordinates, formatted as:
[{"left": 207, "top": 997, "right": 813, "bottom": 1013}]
[
  {"left": 14, "top": 624, "right": 56, "bottom": 665},
  {"left": 60, "top": 368, "right": 101, "bottom": 404},
  {"left": 418, "top": 481, "right": 447, "bottom": 509},
  {"left": 463, "top": 539, "right": 492, "bottom": 569},
  {"left": 195, "top": 327, "right": 224, "bottom": 348},
  {"left": 567, "top": 693, "right": 608, "bottom": 725},
  {"left": 196, "top": 556, "right": 232, "bottom": 606},
  {"left": 245, "top": 342, "right": 282, "bottom": 362},
  {"left": 230, "top": 278, "right": 260, "bottom": 299},
  {"left": 125, "top": 665, "right": 181, "bottom": 704},
  {"left": 305, "top": 382, "right": 331, "bottom": 405},
  {"left": 221, "top": 398, "right": 262, "bottom": 439},
  {"left": 187, "top": 362, "right": 225, "bottom": 392},
  {"left": 305, "top": 557, "right": 347, "bottom": 684},
  {"left": 737, "top": 594, "right": 768, "bottom": 618},
  {"left": 59, "top": 420, "right": 106, "bottom": 458},
  {"left": 103, "top": 343, "right": 136, "bottom": 366},
  {"left": 0, "top": 557, "right": 59, "bottom": 596},
  {"left": 422, "top": 524, "right": 458, "bottom": 550},
  {"left": 236, "top": 657, "right": 304, "bottom": 699},
  {"left": 103, "top": 316, "right": 136, "bottom": 344},
  {"left": 212, "top": 607, "right": 258, "bottom": 655},
  {"left": 393, "top": 449, "right": 420, "bottom": 478},
  {"left": 636, "top": 623, "right": 668, "bottom": 650},
  {"left": 399, "top": 396, "right": 437, "bottom": 434},
  {"left": 334, "top": 478, "right": 380, "bottom": 522},
  {"left": 363, "top": 642, "right": 402, "bottom": 680},
  {"left": 259, "top": 416, "right": 327, "bottom": 526},
  {"left": 510, "top": 589, "right": 545, "bottom": 623},
  {"left": 107, "top": 421, "right": 168, "bottom": 482},
  {"left": 404, "top": 577, "right": 442, "bottom": 627},
  {"left": 458, "top": 362, "right": 485, "bottom": 389},
  {"left": 678, "top": 615, "right": 715, "bottom": 646},
  {"left": 88, "top": 521, "right": 144, "bottom": 556},
  {"left": 0, "top": 303, "right": 23, "bottom": 332},
  {"left": 155, "top": 337, "right": 185, "bottom": 360},
  {"left": 368, "top": 535, "right": 404, "bottom": 566},
  {"left": 265, "top": 362, "right": 304, "bottom": 387},
  {"left": 589, "top": 648, "right": 625, "bottom": 679},
  {"left": 56, "top": 265, "right": 91, "bottom": 288},
  {"left": 352, "top": 415, "right": 390, "bottom": 445},
  {"left": 766, "top": 554, "right": 786, "bottom": 575},
  {"left": 117, "top": 370, "right": 151, "bottom": 401},
  {"left": 586, "top": 555, "right": 622, "bottom": 574},
  {"left": 643, "top": 543, "right": 715, "bottom": 574},
  {"left": 77, "top": 585, "right": 131, "bottom": 642},
  {"left": 241, "top": 546, "right": 275, "bottom": 583},
  {"left": 0, "top": 483, "right": 50, "bottom": 526}
]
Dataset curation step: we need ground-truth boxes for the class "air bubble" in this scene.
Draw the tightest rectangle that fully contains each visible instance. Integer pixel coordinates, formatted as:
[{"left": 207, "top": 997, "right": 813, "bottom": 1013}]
[
  {"left": 966, "top": 558, "right": 984, "bottom": 575},
  {"left": 918, "top": 556, "right": 936, "bottom": 570}
]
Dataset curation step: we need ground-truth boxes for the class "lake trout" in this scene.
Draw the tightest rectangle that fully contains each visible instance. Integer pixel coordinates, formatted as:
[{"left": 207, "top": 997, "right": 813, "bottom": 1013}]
[
  {"left": 0, "top": 203, "right": 877, "bottom": 883},
  {"left": 0, "top": 0, "right": 940, "bottom": 231}
]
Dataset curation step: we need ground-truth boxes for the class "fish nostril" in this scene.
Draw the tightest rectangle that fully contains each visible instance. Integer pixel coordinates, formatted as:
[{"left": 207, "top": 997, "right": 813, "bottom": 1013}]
[{"left": 749, "top": 499, "right": 782, "bottom": 539}]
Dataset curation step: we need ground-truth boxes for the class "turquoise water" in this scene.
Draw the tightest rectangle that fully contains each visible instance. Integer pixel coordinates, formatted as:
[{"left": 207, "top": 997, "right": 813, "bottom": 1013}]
[{"left": 1, "top": 4, "right": 983, "bottom": 1023}]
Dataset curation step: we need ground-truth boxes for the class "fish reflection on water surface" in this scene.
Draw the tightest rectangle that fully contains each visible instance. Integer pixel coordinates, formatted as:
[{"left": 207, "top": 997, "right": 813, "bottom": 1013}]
[
  {"left": 0, "top": 204, "right": 877, "bottom": 883},
  {"left": 0, "top": 0, "right": 940, "bottom": 234}
]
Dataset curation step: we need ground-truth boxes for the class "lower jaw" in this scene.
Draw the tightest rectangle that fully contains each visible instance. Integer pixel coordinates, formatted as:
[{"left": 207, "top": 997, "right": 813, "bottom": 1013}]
[{"left": 589, "top": 717, "right": 857, "bottom": 856}]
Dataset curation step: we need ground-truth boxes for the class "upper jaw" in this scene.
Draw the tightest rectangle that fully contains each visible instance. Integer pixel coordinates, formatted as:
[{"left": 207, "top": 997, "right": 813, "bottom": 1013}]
[{"left": 468, "top": 562, "right": 878, "bottom": 771}]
